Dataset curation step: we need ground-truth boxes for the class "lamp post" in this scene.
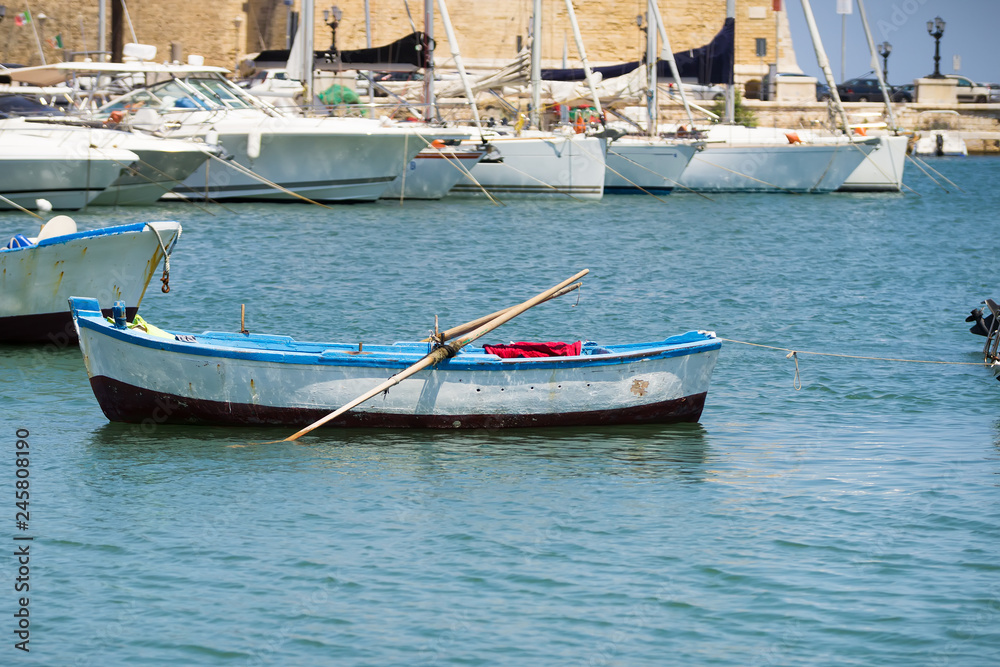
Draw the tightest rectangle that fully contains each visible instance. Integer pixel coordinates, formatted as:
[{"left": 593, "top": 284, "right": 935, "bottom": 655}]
[
  {"left": 877, "top": 41, "right": 892, "bottom": 83},
  {"left": 322, "top": 6, "right": 342, "bottom": 53},
  {"left": 233, "top": 15, "right": 243, "bottom": 74},
  {"left": 926, "top": 16, "right": 945, "bottom": 79}
]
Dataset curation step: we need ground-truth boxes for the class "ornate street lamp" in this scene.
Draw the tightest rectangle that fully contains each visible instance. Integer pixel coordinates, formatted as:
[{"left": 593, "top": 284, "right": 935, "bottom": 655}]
[
  {"left": 233, "top": 15, "right": 243, "bottom": 73},
  {"left": 877, "top": 41, "right": 892, "bottom": 83},
  {"left": 926, "top": 16, "right": 945, "bottom": 79},
  {"left": 323, "top": 6, "right": 342, "bottom": 53}
]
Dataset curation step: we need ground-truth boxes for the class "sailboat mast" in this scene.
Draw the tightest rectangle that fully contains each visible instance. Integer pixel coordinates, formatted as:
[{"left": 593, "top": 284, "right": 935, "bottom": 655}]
[
  {"left": 436, "top": 0, "right": 482, "bottom": 130},
  {"left": 529, "top": 0, "right": 542, "bottom": 129},
  {"left": 645, "top": 0, "right": 657, "bottom": 137},
  {"left": 563, "top": 0, "right": 602, "bottom": 122},
  {"left": 365, "top": 0, "right": 375, "bottom": 107},
  {"left": 799, "top": 0, "right": 851, "bottom": 134},
  {"left": 855, "top": 0, "right": 897, "bottom": 130},
  {"left": 724, "top": 0, "right": 734, "bottom": 124},
  {"left": 424, "top": 0, "right": 436, "bottom": 120},
  {"left": 649, "top": 0, "right": 695, "bottom": 127},
  {"left": 301, "top": 0, "right": 315, "bottom": 108}
]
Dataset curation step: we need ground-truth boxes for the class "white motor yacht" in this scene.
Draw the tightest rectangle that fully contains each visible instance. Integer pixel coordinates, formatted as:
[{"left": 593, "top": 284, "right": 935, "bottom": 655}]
[
  {"left": 0, "top": 111, "right": 211, "bottom": 206},
  {"left": 0, "top": 131, "right": 136, "bottom": 210},
  {"left": 97, "top": 69, "right": 464, "bottom": 202}
]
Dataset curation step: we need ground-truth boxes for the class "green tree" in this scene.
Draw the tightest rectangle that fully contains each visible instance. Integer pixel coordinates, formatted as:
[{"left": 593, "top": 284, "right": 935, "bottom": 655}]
[{"left": 711, "top": 88, "right": 757, "bottom": 127}]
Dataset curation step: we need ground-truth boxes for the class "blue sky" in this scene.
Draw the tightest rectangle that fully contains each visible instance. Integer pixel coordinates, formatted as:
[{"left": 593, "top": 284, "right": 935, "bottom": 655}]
[{"left": 784, "top": 0, "right": 998, "bottom": 84}]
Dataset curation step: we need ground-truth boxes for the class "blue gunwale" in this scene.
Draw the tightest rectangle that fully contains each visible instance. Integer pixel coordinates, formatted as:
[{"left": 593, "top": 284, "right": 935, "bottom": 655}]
[
  {"left": 71, "top": 298, "right": 720, "bottom": 372},
  {"left": 1, "top": 221, "right": 178, "bottom": 254}
]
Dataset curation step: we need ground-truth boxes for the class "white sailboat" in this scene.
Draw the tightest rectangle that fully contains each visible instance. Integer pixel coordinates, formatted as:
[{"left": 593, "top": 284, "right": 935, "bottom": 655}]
[
  {"left": 833, "top": 0, "right": 908, "bottom": 191},
  {"left": 677, "top": 0, "right": 874, "bottom": 194},
  {"left": 438, "top": 0, "right": 606, "bottom": 200},
  {"left": 604, "top": 0, "right": 698, "bottom": 195}
]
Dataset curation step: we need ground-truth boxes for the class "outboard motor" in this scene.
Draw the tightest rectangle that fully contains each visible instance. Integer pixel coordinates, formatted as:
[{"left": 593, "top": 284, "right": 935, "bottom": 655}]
[{"left": 967, "top": 307, "right": 994, "bottom": 337}]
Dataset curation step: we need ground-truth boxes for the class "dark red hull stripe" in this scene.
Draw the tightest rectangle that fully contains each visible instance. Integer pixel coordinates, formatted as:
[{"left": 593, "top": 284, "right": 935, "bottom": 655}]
[
  {"left": 90, "top": 376, "right": 708, "bottom": 429},
  {"left": 0, "top": 307, "right": 137, "bottom": 345}
]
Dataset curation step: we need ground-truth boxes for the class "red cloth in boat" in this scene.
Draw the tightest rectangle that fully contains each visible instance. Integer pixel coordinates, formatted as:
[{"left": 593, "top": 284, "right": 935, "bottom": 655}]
[{"left": 483, "top": 341, "right": 582, "bottom": 359}]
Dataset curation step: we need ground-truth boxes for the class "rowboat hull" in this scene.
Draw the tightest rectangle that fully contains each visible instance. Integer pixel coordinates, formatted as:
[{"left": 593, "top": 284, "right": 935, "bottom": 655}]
[
  {"left": 1, "top": 222, "right": 180, "bottom": 344},
  {"left": 71, "top": 298, "right": 720, "bottom": 429}
]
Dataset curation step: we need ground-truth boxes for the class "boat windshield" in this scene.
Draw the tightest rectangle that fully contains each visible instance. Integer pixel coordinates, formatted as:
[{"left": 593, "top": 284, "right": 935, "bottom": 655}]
[
  {"left": 184, "top": 77, "right": 256, "bottom": 109},
  {"left": 101, "top": 76, "right": 258, "bottom": 113},
  {"left": 102, "top": 79, "right": 212, "bottom": 112}
]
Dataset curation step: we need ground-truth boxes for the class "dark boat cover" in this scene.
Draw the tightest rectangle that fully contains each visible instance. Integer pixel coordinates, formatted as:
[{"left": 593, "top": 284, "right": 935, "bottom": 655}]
[
  {"left": 252, "top": 32, "right": 431, "bottom": 71},
  {"left": 540, "top": 18, "right": 734, "bottom": 86}
]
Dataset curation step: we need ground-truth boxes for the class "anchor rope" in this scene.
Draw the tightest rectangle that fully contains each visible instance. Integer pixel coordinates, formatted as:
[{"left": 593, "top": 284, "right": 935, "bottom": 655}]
[
  {"left": 717, "top": 337, "right": 989, "bottom": 366},
  {"left": 144, "top": 223, "right": 180, "bottom": 293},
  {"left": 717, "top": 336, "right": 990, "bottom": 391}
]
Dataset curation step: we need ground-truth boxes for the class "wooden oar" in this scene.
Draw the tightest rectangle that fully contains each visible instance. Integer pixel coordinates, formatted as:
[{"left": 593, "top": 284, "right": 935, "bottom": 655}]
[
  {"left": 277, "top": 269, "right": 589, "bottom": 442},
  {"left": 421, "top": 282, "right": 581, "bottom": 343},
  {"left": 0, "top": 194, "right": 43, "bottom": 220}
]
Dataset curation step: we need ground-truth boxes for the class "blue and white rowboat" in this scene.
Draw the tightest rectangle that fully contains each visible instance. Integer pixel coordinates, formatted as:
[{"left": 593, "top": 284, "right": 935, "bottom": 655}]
[{"left": 69, "top": 297, "right": 721, "bottom": 429}]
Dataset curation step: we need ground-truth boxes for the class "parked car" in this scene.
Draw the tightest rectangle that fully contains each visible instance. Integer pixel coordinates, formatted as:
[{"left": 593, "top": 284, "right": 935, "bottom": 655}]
[
  {"left": 894, "top": 83, "right": 915, "bottom": 102},
  {"left": 989, "top": 84, "right": 1000, "bottom": 103},
  {"left": 945, "top": 75, "right": 991, "bottom": 103},
  {"left": 816, "top": 82, "right": 832, "bottom": 101},
  {"left": 755, "top": 72, "right": 821, "bottom": 101},
  {"left": 837, "top": 74, "right": 911, "bottom": 102}
]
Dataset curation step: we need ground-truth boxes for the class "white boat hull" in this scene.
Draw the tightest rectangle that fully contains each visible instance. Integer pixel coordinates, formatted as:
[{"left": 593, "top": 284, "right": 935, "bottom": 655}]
[
  {"left": 913, "top": 130, "right": 968, "bottom": 157},
  {"left": 0, "top": 118, "right": 210, "bottom": 206},
  {"left": 380, "top": 145, "right": 488, "bottom": 200},
  {"left": 678, "top": 143, "right": 871, "bottom": 193},
  {"left": 837, "top": 135, "right": 908, "bottom": 192},
  {"left": 0, "top": 139, "right": 134, "bottom": 210},
  {"left": 0, "top": 222, "right": 180, "bottom": 343},
  {"left": 180, "top": 125, "right": 426, "bottom": 202},
  {"left": 605, "top": 140, "right": 698, "bottom": 194},
  {"left": 452, "top": 133, "right": 606, "bottom": 200},
  {"left": 90, "top": 145, "right": 211, "bottom": 206}
]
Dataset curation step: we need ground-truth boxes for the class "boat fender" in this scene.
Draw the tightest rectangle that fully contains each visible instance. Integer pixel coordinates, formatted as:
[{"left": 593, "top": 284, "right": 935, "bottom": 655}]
[
  {"left": 112, "top": 301, "right": 128, "bottom": 329},
  {"left": 785, "top": 132, "right": 801, "bottom": 144},
  {"left": 853, "top": 126, "right": 867, "bottom": 136},
  {"left": 247, "top": 129, "right": 262, "bottom": 160},
  {"left": 574, "top": 114, "right": 585, "bottom": 134},
  {"left": 103, "top": 110, "right": 125, "bottom": 127},
  {"left": 5, "top": 234, "right": 33, "bottom": 249}
]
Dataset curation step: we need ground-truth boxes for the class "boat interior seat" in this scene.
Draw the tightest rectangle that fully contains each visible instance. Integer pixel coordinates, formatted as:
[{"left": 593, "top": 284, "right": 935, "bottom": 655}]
[{"left": 36, "top": 215, "right": 77, "bottom": 242}]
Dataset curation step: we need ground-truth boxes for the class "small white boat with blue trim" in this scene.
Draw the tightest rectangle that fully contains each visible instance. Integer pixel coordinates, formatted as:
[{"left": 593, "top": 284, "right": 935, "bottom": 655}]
[
  {"left": 69, "top": 296, "right": 720, "bottom": 429},
  {"left": 1, "top": 218, "right": 180, "bottom": 344}
]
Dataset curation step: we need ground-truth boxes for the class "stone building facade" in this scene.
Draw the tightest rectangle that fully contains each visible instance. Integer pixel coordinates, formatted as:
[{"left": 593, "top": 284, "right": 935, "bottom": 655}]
[{"left": 1, "top": 0, "right": 799, "bottom": 83}]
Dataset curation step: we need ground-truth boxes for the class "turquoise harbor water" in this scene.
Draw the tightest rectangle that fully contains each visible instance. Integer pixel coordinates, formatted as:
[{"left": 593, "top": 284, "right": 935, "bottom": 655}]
[{"left": 2, "top": 158, "right": 1000, "bottom": 665}]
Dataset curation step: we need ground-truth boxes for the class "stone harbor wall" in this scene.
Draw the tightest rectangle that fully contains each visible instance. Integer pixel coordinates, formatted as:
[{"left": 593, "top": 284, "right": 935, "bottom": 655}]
[{"left": 2, "top": 0, "right": 798, "bottom": 82}]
